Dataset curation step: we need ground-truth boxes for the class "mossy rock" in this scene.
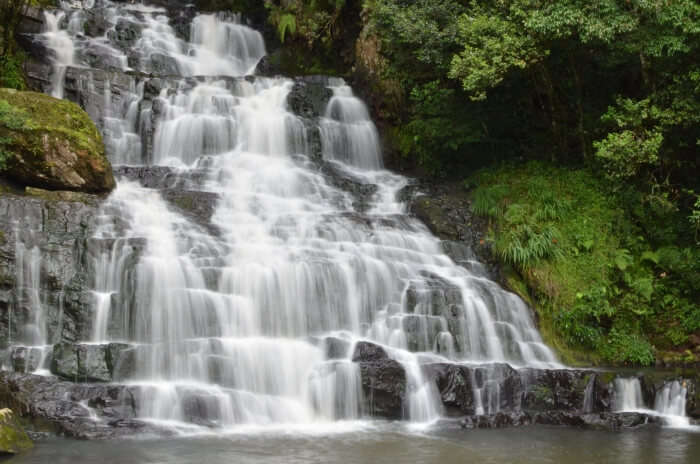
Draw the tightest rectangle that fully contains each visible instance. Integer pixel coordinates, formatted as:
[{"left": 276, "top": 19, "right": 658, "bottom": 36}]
[
  {"left": 0, "top": 89, "right": 115, "bottom": 193},
  {"left": 0, "top": 409, "right": 33, "bottom": 455}
]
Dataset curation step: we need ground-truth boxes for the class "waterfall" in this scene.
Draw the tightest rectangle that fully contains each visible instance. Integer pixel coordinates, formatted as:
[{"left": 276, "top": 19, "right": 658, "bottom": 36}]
[
  {"left": 321, "top": 80, "right": 382, "bottom": 170},
  {"left": 43, "top": 11, "right": 75, "bottom": 98},
  {"left": 582, "top": 374, "right": 596, "bottom": 413},
  {"left": 654, "top": 380, "right": 691, "bottom": 428},
  {"left": 613, "top": 377, "right": 645, "bottom": 411},
  {"left": 613, "top": 377, "right": 694, "bottom": 429},
  {"left": 17, "top": 0, "right": 565, "bottom": 431}
]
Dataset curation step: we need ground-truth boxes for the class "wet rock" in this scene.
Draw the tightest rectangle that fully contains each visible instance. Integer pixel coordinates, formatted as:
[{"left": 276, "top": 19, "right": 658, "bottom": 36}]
[
  {"left": 149, "top": 53, "right": 180, "bottom": 76},
  {"left": 0, "top": 371, "right": 147, "bottom": 439},
  {"left": 180, "top": 392, "right": 222, "bottom": 427},
  {"left": 532, "top": 410, "right": 586, "bottom": 427},
  {"left": 404, "top": 273, "right": 463, "bottom": 316},
  {"left": 318, "top": 161, "right": 378, "bottom": 211},
  {"left": 84, "top": 8, "right": 111, "bottom": 38},
  {"left": 110, "top": 18, "right": 142, "bottom": 50},
  {"left": 114, "top": 165, "right": 208, "bottom": 189},
  {"left": 352, "top": 341, "right": 388, "bottom": 362},
  {"left": 161, "top": 189, "right": 220, "bottom": 232},
  {"left": 288, "top": 78, "right": 333, "bottom": 120},
  {"left": 428, "top": 364, "right": 474, "bottom": 416},
  {"left": 0, "top": 89, "right": 115, "bottom": 193},
  {"left": 440, "top": 241, "right": 491, "bottom": 278},
  {"left": 253, "top": 55, "right": 277, "bottom": 76},
  {"left": 51, "top": 343, "right": 136, "bottom": 383},
  {"left": 109, "top": 343, "right": 137, "bottom": 382},
  {"left": 404, "top": 182, "right": 501, "bottom": 280},
  {"left": 425, "top": 363, "right": 523, "bottom": 416},
  {"left": 0, "top": 408, "right": 33, "bottom": 454},
  {"left": 358, "top": 359, "right": 406, "bottom": 419},
  {"left": 459, "top": 411, "right": 531, "bottom": 429},
  {"left": 18, "top": 7, "right": 44, "bottom": 35},
  {"left": 521, "top": 368, "right": 610, "bottom": 413},
  {"left": 10, "top": 347, "right": 44, "bottom": 373},
  {"left": 0, "top": 192, "right": 98, "bottom": 347},
  {"left": 324, "top": 337, "right": 351, "bottom": 360},
  {"left": 579, "top": 412, "right": 660, "bottom": 430},
  {"left": 52, "top": 343, "right": 108, "bottom": 382}
]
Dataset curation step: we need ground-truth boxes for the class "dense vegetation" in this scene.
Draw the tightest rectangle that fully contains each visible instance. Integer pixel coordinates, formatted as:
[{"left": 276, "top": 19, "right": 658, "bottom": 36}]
[{"left": 470, "top": 163, "right": 699, "bottom": 365}]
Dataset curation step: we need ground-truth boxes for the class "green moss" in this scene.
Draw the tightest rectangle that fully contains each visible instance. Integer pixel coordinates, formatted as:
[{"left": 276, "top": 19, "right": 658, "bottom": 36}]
[
  {"left": 0, "top": 409, "right": 33, "bottom": 454},
  {"left": 0, "top": 89, "right": 113, "bottom": 192},
  {"left": 0, "top": 89, "right": 104, "bottom": 160}
]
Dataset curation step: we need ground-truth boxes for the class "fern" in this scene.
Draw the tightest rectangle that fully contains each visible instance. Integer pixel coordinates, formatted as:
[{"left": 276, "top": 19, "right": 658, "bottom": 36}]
[
  {"left": 278, "top": 13, "right": 297, "bottom": 43},
  {"left": 495, "top": 224, "right": 562, "bottom": 270}
]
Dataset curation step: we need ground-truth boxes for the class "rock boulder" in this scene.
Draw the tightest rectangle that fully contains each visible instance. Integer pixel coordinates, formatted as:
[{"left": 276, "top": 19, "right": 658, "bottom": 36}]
[{"left": 0, "top": 89, "right": 115, "bottom": 193}]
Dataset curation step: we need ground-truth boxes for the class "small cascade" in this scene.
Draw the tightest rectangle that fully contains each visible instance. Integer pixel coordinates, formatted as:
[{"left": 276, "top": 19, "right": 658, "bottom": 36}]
[
  {"left": 188, "top": 14, "right": 266, "bottom": 76},
  {"left": 612, "top": 377, "right": 695, "bottom": 429},
  {"left": 582, "top": 374, "right": 596, "bottom": 413},
  {"left": 613, "top": 377, "right": 645, "bottom": 411},
  {"left": 320, "top": 80, "right": 382, "bottom": 170},
  {"left": 43, "top": 11, "right": 75, "bottom": 98},
  {"left": 4, "top": 228, "right": 53, "bottom": 375},
  {"left": 654, "top": 380, "right": 691, "bottom": 428}
]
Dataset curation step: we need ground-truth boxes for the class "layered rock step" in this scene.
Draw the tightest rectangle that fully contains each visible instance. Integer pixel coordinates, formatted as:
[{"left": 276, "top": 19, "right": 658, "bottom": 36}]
[{"left": 2, "top": 339, "right": 696, "bottom": 438}]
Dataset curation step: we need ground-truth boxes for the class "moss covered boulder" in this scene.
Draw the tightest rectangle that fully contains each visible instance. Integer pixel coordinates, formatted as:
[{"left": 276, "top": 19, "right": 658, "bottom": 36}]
[
  {"left": 0, "top": 408, "right": 33, "bottom": 455},
  {"left": 0, "top": 89, "right": 115, "bottom": 193}
]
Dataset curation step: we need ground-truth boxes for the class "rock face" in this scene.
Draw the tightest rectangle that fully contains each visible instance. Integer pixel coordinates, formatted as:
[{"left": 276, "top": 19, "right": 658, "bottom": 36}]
[
  {"left": 358, "top": 359, "right": 406, "bottom": 419},
  {"left": 51, "top": 343, "right": 136, "bottom": 383},
  {"left": 0, "top": 89, "right": 115, "bottom": 193},
  {"left": 0, "top": 408, "right": 33, "bottom": 454},
  {"left": 0, "top": 190, "right": 99, "bottom": 350},
  {"left": 0, "top": 371, "right": 159, "bottom": 439}
]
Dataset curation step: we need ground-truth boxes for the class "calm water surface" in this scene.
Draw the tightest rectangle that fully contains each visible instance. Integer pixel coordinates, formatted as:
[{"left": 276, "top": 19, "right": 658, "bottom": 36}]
[{"left": 6, "top": 424, "right": 700, "bottom": 464}]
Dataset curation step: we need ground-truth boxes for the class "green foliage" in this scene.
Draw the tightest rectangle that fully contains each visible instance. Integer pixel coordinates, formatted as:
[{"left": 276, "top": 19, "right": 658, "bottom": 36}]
[
  {"left": 277, "top": 13, "right": 296, "bottom": 43},
  {"left": 0, "top": 98, "right": 33, "bottom": 169},
  {"left": 396, "top": 81, "right": 483, "bottom": 174},
  {"left": 449, "top": 6, "right": 543, "bottom": 100},
  {"left": 600, "top": 328, "right": 655, "bottom": 366},
  {"left": 370, "top": 0, "right": 466, "bottom": 74},
  {"left": 0, "top": 53, "right": 26, "bottom": 90},
  {"left": 690, "top": 195, "right": 700, "bottom": 243},
  {"left": 494, "top": 223, "right": 562, "bottom": 270},
  {"left": 470, "top": 162, "right": 700, "bottom": 366},
  {"left": 265, "top": 0, "right": 348, "bottom": 47}
]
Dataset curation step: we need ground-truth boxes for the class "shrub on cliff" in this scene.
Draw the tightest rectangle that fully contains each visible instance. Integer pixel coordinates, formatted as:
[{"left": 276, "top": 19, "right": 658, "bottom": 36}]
[{"left": 0, "top": 89, "right": 115, "bottom": 193}]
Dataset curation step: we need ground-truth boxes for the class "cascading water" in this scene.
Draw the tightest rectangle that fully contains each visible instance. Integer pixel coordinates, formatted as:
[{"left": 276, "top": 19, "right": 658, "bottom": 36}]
[
  {"left": 654, "top": 380, "right": 691, "bottom": 428},
  {"left": 613, "top": 377, "right": 645, "bottom": 412},
  {"left": 43, "top": 10, "right": 75, "bottom": 98},
  {"left": 613, "top": 377, "right": 694, "bottom": 429},
  {"left": 20, "top": 0, "right": 566, "bottom": 431}
]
